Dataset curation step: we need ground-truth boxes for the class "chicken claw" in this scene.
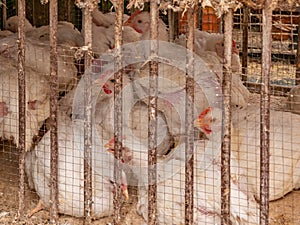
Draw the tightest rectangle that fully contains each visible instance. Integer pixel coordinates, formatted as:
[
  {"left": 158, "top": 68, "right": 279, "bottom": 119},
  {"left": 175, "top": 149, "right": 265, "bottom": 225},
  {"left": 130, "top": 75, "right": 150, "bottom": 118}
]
[{"left": 27, "top": 200, "right": 45, "bottom": 217}]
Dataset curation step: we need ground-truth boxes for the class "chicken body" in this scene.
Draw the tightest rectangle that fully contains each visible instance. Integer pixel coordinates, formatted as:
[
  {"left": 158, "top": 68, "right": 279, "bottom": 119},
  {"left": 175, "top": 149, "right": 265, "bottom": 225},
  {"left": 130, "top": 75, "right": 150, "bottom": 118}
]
[
  {"left": 136, "top": 140, "right": 260, "bottom": 224},
  {"left": 175, "top": 32, "right": 249, "bottom": 108},
  {"left": 26, "top": 21, "right": 83, "bottom": 47},
  {"left": 0, "top": 34, "right": 78, "bottom": 91},
  {"left": 231, "top": 106, "right": 300, "bottom": 201},
  {"left": 0, "top": 55, "right": 50, "bottom": 151},
  {"left": 5, "top": 15, "right": 34, "bottom": 32},
  {"left": 90, "top": 9, "right": 141, "bottom": 57},
  {"left": 25, "top": 112, "right": 127, "bottom": 217}
]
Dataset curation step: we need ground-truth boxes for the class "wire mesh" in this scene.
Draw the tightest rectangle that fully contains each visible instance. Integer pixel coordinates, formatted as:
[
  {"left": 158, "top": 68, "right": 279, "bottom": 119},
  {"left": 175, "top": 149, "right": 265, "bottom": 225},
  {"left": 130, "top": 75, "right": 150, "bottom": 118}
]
[
  {"left": 2, "top": 1, "right": 300, "bottom": 225},
  {"left": 233, "top": 7, "right": 300, "bottom": 95}
]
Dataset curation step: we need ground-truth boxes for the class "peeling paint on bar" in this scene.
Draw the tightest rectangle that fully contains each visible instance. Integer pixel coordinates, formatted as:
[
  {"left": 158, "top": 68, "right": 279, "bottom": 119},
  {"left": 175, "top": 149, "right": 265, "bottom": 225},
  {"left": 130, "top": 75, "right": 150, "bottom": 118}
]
[
  {"left": 148, "top": 1, "right": 158, "bottom": 224},
  {"left": 113, "top": 0, "right": 124, "bottom": 224},
  {"left": 49, "top": 0, "right": 59, "bottom": 223},
  {"left": 17, "top": 0, "right": 26, "bottom": 219},
  {"left": 185, "top": 7, "right": 195, "bottom": 225},
  {"left": 260, "top": 0, "right": 272, "bottom": 224},
  {"left": 81, "top": 2, "right": 94, "bottom": 224},
  {"left": 221, "top": 8, "right": 233, "bottom": 225}
]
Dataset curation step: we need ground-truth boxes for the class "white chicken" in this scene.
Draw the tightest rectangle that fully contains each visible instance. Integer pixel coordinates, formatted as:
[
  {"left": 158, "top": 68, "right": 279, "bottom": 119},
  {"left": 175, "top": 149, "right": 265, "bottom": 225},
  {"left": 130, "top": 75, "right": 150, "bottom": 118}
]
[
  {"left": 91, "top": 8, "right": 141, "bottom": 57},
  {"left": 5, "top": 15, "right": 34, "bottom": 32},
  {"left": 0, "top": 55, "right": 50, "bottom": 151},
  {"left": 106, "top": 135, "right": 260, "bottom": 224},
  {"left": 90, "top": 68, "right": 173, "bottom": 157},
  {"left": 195, "top": 105, "right": 300, "bottom": 202},
  {"left": 174, "top": 32, "right": 249, "bottom": 108},
  {"left": 0, "top": 34, "right": 78, "bottom": 92},
  {"left": 175, "top": 31, "right": 241, "bottom": 73},
  {"left": 25, "top": 112, "right": 129, "bottom": 217},
  {"left": 0, "top": 30, "right": 13, "bottom": 39},
  {"left": 26, "top": 21, "right": 84, "bottom": 47},
  {"left": 124, "top": 11, "right": 169, "bottom": 41},
  {"left": 231, "top": 105, "right": 300, "bottom": 201}
]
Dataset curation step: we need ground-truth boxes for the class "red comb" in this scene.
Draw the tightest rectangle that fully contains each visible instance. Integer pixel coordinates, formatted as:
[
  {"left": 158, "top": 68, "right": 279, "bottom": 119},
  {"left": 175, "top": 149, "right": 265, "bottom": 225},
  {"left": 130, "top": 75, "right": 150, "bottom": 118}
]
[
  {"left": 232, "top": 40, "right": 236, "bottom": 47},
  {"left": 198, "top": 107, "right": 212, "bottom": 119},
  {"left": 127, "top": 10, "right": 142, "bottom": 22}
]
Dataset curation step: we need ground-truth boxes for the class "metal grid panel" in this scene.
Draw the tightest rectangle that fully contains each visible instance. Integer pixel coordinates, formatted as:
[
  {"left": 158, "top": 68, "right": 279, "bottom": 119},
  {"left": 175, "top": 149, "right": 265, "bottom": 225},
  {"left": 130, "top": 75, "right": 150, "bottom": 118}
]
[{"left": 1, "top": 1, "right": 300, "bottom": 225}]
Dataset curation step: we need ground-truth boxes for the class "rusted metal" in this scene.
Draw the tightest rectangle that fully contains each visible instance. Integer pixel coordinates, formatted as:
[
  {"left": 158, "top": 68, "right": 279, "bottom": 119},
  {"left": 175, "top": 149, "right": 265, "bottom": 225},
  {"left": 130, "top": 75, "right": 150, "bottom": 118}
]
[
  {"left": 241, "top": 6, "right": 249, "bottom": 82},
  {"left": 82, "top": 2, "right": 94, "bottom": 224},
  {"left": 221, "top": 9, "right": 233, "bottom": 225},
  {"left": 17, "top": 0, "right": 26, "bottom": 219},
  {"left": 148, "top": 1, "right": 158, "bottom": 224},
  {"left": 2, "top": 0, "right": 7, "bottom": 29},
  {"left": 49, "top": 0, "right": 59, "bottom": 223},
  {"left": 185, "top": 7, "right": 195, "bottom": 225},
  {"left": 113, "top": 0, "right": 124, "bottom": 224},
  {"left": 260, "top": 0, "right": 272, "bottom": 224},
  {"left": 168, "top": 9, "right": 175, "bottom": 42},
  {"left": 296, "top": 13, "right": 300, "bottom": 85}
]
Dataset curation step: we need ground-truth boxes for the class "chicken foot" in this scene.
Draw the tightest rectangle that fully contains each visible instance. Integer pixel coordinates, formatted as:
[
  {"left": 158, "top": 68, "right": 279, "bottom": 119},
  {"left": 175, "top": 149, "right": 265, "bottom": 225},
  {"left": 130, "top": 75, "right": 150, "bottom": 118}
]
[{"left": 27, "top": 200, "right": 45, "bottom": 217}]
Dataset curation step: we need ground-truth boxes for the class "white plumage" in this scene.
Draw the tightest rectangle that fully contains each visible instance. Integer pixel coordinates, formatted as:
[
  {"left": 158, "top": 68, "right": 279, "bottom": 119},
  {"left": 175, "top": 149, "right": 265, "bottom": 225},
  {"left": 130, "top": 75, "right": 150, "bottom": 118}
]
[
  {"left": 0, "top": 55, "right": 50, "bottom": 151},
  {"left": 91, "top": 11, "right": 141, "bottom": 56},
  {"left": 231, "top": 105, "right": 300, "bottom": 201},
  {"left": 25, "top": 112, "right": 128, "bottom": 217},
  {"left": 124, "top": 11, "right": 169, "bottom": 41},
  {"left": 5, "top": 15, "right": 34, "bottom": 33},
  {"left": 135, "top": 140, "right": 260, "bottom": 224},
  {"left": 0, "top": 34, "right": 78, "bottom": 91}
]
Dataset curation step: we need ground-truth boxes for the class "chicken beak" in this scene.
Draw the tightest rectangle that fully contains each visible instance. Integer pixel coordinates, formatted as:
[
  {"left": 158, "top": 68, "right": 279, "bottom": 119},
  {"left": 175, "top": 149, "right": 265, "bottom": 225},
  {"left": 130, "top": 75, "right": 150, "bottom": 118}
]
[
  {"left": 123, "top": 20, "right": 132, "bottom": 27},
  {"left": 122, "top": 186, "right": 129, "bottom": 201},
  {"left": 233, "top": 47, "right": 239, "bottom": 55}
]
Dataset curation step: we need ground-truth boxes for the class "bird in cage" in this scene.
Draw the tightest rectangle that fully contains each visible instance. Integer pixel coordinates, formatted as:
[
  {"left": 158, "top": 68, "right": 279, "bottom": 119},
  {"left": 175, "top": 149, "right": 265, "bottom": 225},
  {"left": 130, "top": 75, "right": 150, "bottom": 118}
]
[
  {"left": 124, "top": 11, "right": 169, "bottom": 41},
  {"left": 195, "top": 105, "right": 300, "bottom": 202},
  {"left": 25, "top": 112, "right": 129, "bottom": 218},
  {"left": 0, "top": 55, "right": 51, "bottom": 152}
]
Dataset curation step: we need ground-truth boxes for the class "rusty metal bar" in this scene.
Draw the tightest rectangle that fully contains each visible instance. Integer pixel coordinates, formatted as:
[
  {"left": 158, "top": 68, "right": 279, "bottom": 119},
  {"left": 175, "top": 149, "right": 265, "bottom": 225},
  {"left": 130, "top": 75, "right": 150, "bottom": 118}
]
[
  {"left": 241, "top": 6, "right": 249, "bottom": 82},
  {"left": 113, "top": 0, "right": 124, "bottom": 224},
  {"left": 260, "top": 0, "right": 272, "bottom": 224},
  {"left": 185, "top": 7, "right": 195, "bottom": 225},
  {"left": 296, "top": 14, "right": 300, "bottom": 85},
  {"left": 49, "top": 0, "right": 59, "bottom": 223},
  {"left": 168, "top": 9, "right": 175, "bottom": 42},
  {"left": 81, "top": 2, "right": 94, "bottom": 224},
  {"left": 2, "top": 0, "right": 7, "bottom": 29},
  {"left": 221, "top": 8, "right": 233, "bottom": 225},
  {"left": 17, "top": 0, "right": 26, "bottom": 219},
  {"left": 148, "top": 0, "right": 158, "bottom": 224}
]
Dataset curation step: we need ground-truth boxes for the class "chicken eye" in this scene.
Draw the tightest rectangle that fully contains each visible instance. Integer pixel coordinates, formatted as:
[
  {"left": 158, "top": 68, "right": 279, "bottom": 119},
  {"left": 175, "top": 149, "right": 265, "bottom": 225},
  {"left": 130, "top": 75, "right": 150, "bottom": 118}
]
[{"left": 137, "top": 20, "right": 142, "bottom": 23}]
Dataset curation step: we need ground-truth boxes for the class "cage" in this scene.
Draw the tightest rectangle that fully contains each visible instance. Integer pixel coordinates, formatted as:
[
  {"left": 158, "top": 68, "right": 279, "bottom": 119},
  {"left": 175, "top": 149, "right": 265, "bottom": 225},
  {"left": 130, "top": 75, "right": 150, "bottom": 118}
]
[{"left": 0, "top": 0, "right": 300, "bottom": 224}]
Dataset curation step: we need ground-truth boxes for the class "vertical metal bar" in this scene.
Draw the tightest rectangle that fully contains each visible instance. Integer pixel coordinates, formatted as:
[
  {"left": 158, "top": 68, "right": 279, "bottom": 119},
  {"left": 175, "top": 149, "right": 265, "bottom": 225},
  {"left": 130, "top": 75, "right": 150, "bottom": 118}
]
[
  {"left": 168, "top": 9, "right": 174, "bottom": 42},
  {"left": 148, "top": 0, "right": 158, "bottom": 224},
  {"left": 2, "top": 0, "right": 7, "bottom": 29},
  {"left": 17, "top": 0, "right": 26, "bottom": 219},
  {"left": 185, "top": 7, "right": 195, "bottom": 225},
  {"left": 82, "top": 2, "right": 93, "bottom": 224},
  {"left": 49, "top": 0, "right": 59, "bottom": 223},
  {"left": 296, "top": 14, "right": 300, "bottom": 85},
  {"left": 241, "top": 6, "right": 249, "bottom": 82},
  {"left": 113, "top": 0, "right": 124, "bottom": 224},
  {"left": 260, "top": 0, "right": 272, "bottom": 224},
  {"left": 221, "top": 9, "right": 233, "bottom": 225}
]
